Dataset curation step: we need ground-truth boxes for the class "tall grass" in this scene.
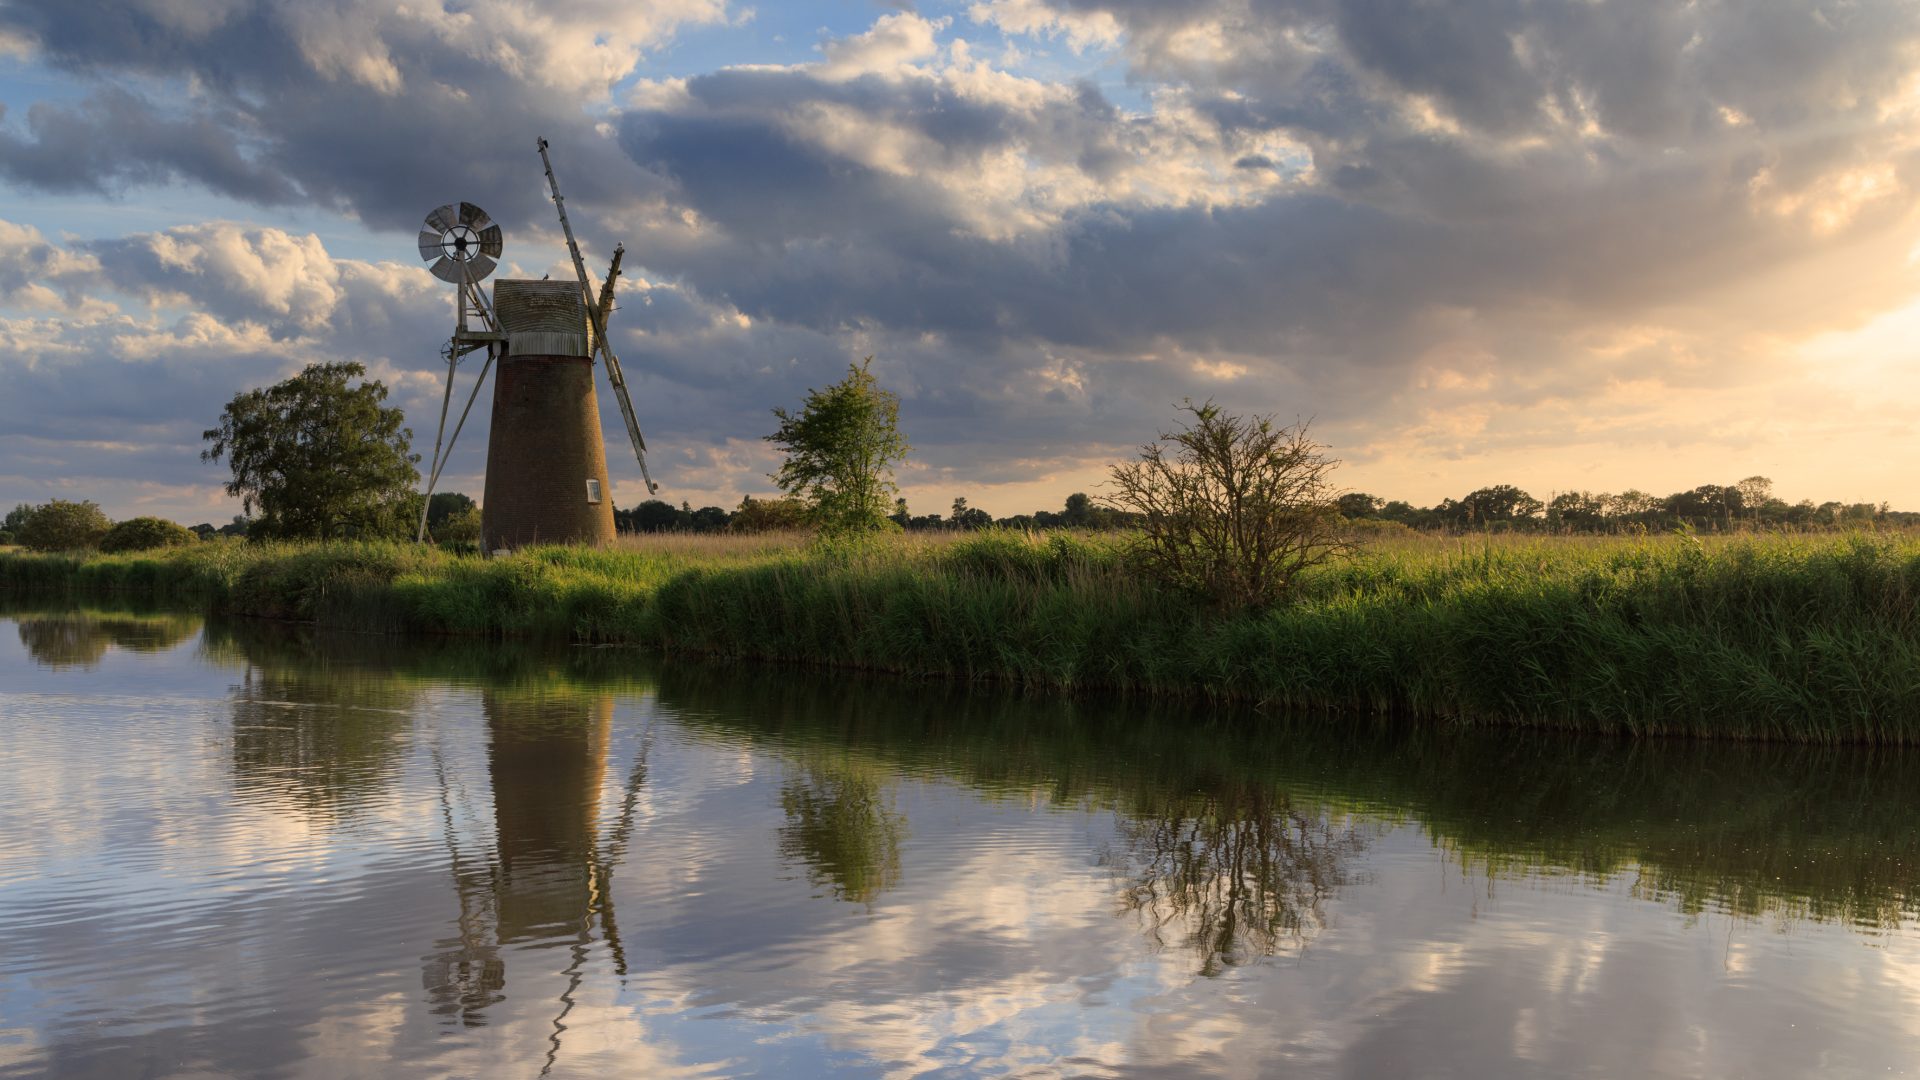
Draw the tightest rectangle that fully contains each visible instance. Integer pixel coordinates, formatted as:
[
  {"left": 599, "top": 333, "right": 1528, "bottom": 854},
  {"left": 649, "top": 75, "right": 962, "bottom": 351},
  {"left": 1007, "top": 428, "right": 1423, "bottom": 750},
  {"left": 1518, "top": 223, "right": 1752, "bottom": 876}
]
[{"left": 6, "top": 529, "right": 1920, "bottom": 740}]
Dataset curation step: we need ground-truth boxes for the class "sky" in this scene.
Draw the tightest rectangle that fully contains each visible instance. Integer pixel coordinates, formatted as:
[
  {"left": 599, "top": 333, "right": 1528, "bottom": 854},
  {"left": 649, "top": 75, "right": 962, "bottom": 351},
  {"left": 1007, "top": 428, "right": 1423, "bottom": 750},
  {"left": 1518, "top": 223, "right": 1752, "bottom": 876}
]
[{"left": 1, "top": 0, "right": 1919, "bottom": 523}]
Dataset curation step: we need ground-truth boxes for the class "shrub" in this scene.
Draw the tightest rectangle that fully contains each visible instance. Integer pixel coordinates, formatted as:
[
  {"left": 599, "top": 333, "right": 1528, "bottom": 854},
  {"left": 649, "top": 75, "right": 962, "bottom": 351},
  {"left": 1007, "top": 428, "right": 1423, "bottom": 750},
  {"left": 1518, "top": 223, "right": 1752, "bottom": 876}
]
[
  {"left": 100, "top": 516, "right": 197, "bottom": 553},
  {"left": 439, "top": 505, "right": 482, "bottom": 545},
  {"left": 1344, "top": 518, "right": 1417, "bottom": 538},
  {"left": 1108, "top": 400, "right": 1350, "bottom": 609},
  {"left": 17, "top": 500, "right": 111, "bottom": 552},
  {"left": 731, "top": 495, "right": 811, "bottom": 533}
]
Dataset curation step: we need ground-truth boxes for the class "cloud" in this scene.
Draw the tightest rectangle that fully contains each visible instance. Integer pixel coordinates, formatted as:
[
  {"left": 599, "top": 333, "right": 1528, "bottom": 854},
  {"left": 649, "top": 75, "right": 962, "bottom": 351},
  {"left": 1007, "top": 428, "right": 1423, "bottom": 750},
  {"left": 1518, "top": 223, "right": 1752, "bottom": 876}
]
[
  {"left": 0, "top": 90, "right": 300, "bottom": 204},
  {"left": 818, "top": 11, "right": 950, "bottom": 81},
  {"left": 0, "top": 0, "right": 724, "bottom": 229},
  {"left": 968, "top": 0, "right": 1124, "bottom": 53},
  {"left": 601, "top": 3, "right": 1920, "bottom": 503},
  {"left": 6, "top": 2, "right": 1920, "bottom": 519},
  {"left": 0, "top": 219, "right": 463, "bottom": 516},
  {"left": 0, "top": 220, "right": 100, "bottom": 305}
]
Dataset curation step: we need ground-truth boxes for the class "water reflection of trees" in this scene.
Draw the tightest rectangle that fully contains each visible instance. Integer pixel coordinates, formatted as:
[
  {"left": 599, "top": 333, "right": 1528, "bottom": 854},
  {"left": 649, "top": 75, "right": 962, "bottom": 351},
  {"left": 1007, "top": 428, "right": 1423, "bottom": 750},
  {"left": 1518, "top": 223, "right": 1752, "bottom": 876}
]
[
  {"left": 15, "top": 611, "right": 200, "bottom": 668},
  {"left": 187, "top": 615, "right": 1920, "bottom": 967},
  {"left": 1111, "top": 786, "right": 1371, "bottom": 976},
  {"left": 778, "top": 759, "right": 905, "bottom": 905},
  {"left": 201, "top": 622, "right": 649, "bottom": 1049},
  {"left": 651, "top": 664, "right": 1920, "bottom": 938}
]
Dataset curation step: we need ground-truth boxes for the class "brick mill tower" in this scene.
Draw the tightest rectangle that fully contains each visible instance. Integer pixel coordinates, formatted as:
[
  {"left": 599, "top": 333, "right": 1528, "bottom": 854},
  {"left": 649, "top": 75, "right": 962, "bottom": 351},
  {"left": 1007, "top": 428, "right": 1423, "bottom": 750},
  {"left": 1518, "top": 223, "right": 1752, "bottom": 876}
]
[
  {"left": 479, "top": 280, "right": 616, "bottom": 550},
  {"left": 409, "top": 138, "right": 661, "bottom": 553}
]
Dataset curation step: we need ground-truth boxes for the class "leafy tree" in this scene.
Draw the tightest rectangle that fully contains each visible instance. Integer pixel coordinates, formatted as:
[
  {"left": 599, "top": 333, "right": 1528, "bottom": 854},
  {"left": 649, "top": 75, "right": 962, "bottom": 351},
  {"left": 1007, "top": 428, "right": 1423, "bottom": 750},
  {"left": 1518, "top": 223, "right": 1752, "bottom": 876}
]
[
  {"left": 1458, "top": 485, "right": 1542, "bottom": 525},
  {"left": 689, "top": 505, "right": 731, "bottom": 532},
  {"left": 1735, "top": 476, "right": 1774, "bottom": 511},
  {"left": 3, "top": 504, "right": 33, "bottom": 534},
  {"left": 1546, "top": 491, "right": 1607, "bottom": 531},
  {"left": 1376, "top": 500, "right": 1423, "bottom": 526},
  {"left": 99, "top": 516, "right": 195, "bottom": 553},
  {"left": 426, "top": 492, "right": 475, "bottom": 534},
  {"left": 766, "top": 358, "right": 910, "bottom": 535},
  {"left": 17, "top": 500, "right": 112, "bottom": 551},
  {"left": 949, "top": 496, "right": 992, "bottom": 530},
  {"left": 1108, "top": 400, "right": 1349, "bottom": 610},
  {"left": 1063, "top": 492, "right": 1095, "bottom": 527},
  {"left": 890, "top": 497, "right": 911, "bottom": 527},
  {"left": 730, "top": 494, "right": 810, "bottom": 533},
  {"left": 1335, "top": 492, "right": 1382, "bottom": 519},
  {"left": 1733, "top": 476, "right": 1780, "bottom": 526},
  {"left": 626, "top": 499, "right": 687, "bottom": 533},
  {"left": 201, "top": 361, "right": 420, "bottom": 541},
  {"left": 439, "top": 505, "right": 483, "bottom": 546},
  {"left": 1665, "top": 485, "right": 1739, "bottom": 529},
  {"left": 1609, "top": 490, "right": 1660, "bottom": 519}
]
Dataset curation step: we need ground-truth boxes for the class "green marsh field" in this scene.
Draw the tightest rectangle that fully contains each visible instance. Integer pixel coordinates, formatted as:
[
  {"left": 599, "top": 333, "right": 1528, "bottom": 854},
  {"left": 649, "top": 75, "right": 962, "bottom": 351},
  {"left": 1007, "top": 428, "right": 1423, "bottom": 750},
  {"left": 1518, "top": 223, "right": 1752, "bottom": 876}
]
[{"left": 4, "top": 528, "right": 1919, "bottom": 741}]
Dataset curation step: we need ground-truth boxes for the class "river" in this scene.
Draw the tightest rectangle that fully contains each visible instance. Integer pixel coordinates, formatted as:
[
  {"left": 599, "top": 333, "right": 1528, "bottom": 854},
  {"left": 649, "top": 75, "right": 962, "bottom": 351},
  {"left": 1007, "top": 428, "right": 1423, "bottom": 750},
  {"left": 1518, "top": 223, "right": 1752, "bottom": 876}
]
[{"left": 3, "top": 604, "right": 1918, "bottom": 1078}]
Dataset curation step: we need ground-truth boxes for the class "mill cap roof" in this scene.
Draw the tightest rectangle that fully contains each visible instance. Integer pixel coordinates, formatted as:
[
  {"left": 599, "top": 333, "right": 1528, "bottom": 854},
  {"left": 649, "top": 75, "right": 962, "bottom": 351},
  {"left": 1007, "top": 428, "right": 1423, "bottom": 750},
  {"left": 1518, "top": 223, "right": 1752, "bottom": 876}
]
[{"left": 494, "top": 279, "right": 592, "bottom": 358}]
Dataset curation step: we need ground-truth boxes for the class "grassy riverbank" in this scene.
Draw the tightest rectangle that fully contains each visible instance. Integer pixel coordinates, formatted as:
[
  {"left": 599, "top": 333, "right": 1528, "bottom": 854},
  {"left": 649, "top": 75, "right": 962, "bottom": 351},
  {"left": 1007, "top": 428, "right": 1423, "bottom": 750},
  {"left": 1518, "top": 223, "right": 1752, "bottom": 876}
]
[{"left": 5, "top": 529, "right": 1920, "bottom": 740}]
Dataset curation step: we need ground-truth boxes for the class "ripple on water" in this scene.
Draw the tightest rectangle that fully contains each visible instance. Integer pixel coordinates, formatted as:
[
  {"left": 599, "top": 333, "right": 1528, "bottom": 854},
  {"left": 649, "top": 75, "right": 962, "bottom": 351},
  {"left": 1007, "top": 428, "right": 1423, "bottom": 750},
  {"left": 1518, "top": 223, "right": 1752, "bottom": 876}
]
[{"left": 6, "top": 616, "right": 1920, "bottom": 1078}]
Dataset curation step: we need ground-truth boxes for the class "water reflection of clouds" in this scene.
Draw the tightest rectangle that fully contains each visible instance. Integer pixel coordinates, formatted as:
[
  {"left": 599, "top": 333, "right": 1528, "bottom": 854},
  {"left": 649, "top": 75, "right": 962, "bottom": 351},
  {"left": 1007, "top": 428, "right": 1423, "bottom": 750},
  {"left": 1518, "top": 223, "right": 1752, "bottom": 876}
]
[
  {"left": 1161, "top": 845, "right": 1918, "bottom": 1080},
  {"left": 9, "top": 618, "right": 1920, "bottom": 1077},
  {"left": 597, "top": 784, "right": 1920, "bottom": 1078},
  {"left": 597, "top": 762, "right": 1360, "bottom": 1077},
  {"left": 624, "top": 816, "right": 1315, "bottom": 1076}
]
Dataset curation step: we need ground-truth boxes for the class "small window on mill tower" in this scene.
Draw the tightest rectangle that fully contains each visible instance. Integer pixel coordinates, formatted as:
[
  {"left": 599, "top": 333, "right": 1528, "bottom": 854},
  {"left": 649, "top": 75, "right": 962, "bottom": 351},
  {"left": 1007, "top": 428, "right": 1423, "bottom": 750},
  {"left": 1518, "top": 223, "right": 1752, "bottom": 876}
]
[{"left": 585, "top": 478, "right": 602, "bottom": 504}]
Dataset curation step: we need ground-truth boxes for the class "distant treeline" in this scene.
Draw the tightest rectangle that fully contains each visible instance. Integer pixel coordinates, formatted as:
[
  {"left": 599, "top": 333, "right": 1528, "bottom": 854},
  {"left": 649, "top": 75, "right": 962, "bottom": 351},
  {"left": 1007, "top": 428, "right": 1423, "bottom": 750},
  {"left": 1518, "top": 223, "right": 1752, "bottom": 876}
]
[
  {"left": 9, "top": 475, "right": 1906, "bottom": 548},
  {"left": 608, "top": 476, "right": 1914, "bottom": 535},
  {"left": 1340, "top": 476, "right": 1918, "bottom": 533},
  {"left": 613, "top": 491, "right": 1145, "bottom": 534}
]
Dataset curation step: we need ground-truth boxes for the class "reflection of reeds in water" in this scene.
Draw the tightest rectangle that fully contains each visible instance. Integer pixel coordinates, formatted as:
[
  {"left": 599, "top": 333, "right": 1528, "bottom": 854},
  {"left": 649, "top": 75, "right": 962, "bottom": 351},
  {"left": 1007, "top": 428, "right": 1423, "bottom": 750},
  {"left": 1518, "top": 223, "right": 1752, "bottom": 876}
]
[
  {"left": 163, "top": 615, "right": 1920, "bottom": 969},
  {"left": 227, "top": 664, "right": 417, "bottom": 821},
  {"left": 653, "top": 663, "right": 1920, "bottom": 939}
]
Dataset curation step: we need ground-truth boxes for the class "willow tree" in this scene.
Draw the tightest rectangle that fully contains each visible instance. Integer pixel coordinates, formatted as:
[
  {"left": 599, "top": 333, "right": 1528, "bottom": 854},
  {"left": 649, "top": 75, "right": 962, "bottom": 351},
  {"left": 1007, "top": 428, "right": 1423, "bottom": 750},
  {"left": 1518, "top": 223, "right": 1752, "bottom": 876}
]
[
  {"left": 766, "top": 358, "right": 910, "bottom": 535},
  {"left": 202, "top": 361, "right": 419, "bottom": 541}
]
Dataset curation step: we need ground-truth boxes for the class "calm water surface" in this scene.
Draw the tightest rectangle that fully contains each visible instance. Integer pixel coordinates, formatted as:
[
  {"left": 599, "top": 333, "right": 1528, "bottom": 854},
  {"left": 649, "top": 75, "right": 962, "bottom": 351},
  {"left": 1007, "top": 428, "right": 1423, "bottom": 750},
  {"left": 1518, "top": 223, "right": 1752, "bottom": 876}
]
[{"left": 3, "top": 606, "right": 1920, "bottom": 1078}]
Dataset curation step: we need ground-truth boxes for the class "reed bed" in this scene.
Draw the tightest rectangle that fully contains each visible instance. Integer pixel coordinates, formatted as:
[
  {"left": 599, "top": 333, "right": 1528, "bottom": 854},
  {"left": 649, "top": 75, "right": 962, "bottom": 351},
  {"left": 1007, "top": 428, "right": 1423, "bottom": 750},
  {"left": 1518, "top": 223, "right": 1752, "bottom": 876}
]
[{"left": 5, "top": 528, "right": 1920, "bottom": 740}]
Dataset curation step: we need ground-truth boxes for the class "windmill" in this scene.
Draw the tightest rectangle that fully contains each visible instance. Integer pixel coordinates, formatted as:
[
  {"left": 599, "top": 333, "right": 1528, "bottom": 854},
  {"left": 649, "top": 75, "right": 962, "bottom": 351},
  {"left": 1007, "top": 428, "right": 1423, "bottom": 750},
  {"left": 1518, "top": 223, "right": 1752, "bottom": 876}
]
[{"left": 411, "top": 140, "right": 659, "bottom": 551}]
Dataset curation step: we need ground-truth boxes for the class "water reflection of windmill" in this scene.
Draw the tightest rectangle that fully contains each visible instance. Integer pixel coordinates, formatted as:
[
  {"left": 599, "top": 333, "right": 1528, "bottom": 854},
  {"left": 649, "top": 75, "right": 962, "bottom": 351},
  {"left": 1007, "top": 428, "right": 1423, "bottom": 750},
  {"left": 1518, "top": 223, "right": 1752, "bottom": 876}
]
[
  {"left": 424, "top": 690, "right": 651, "bottom": 1062},
  {"left": 411, "top": 138, "right": 661, "bottom": 551}
]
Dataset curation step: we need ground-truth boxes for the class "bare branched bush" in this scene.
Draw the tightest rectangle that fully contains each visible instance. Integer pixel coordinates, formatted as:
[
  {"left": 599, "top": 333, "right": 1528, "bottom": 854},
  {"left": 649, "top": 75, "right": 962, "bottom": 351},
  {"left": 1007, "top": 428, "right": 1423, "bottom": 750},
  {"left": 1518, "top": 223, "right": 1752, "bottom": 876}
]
[{"left": 1108, "top": 400, "right": 1350, "bottom": 609}]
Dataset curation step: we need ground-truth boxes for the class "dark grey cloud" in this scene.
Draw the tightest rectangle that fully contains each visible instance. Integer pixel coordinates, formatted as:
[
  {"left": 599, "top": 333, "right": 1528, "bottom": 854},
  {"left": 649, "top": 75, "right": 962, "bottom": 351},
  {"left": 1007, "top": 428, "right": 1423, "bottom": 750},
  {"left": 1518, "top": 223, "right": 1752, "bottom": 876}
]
[
  {"left": 0, "top": 0, "right": 677, "bottom": 232},
  {"left": 0, "top": 91, "right": 298, "bottom": 203}
]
